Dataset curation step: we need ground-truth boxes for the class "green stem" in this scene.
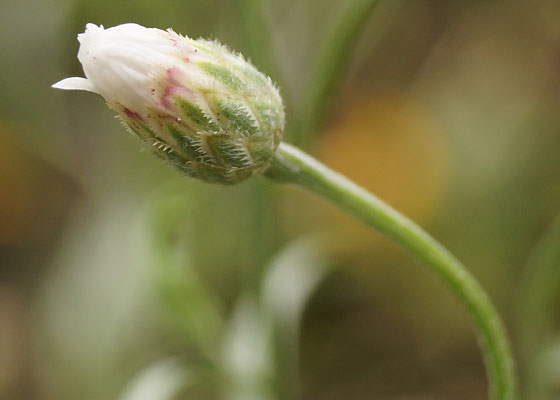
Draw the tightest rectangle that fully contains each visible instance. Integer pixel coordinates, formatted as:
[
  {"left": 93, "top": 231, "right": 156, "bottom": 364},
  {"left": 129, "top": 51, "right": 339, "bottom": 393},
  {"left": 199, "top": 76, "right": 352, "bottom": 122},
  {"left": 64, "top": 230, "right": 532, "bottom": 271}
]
[
  {"left": 295, "top": 0, "right": 381, "bottom": 148},
  {"left": 264, "top": 142, "right": 517, "bottom": 400}
]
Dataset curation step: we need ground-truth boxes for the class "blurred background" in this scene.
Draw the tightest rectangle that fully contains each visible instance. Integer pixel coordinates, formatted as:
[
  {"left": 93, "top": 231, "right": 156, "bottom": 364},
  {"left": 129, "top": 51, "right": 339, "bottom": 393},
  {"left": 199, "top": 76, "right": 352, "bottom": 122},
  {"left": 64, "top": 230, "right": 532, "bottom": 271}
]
[{"left": 0, "top": 0, "right": 559, "bottom": 399}]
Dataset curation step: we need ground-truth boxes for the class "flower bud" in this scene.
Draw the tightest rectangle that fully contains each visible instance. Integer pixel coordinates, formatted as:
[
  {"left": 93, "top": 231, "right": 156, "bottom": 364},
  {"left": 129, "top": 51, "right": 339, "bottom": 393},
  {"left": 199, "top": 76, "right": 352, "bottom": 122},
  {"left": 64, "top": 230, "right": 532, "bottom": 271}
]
[{"left": 53, "top": 23, "right": 284, "bottom": 184}]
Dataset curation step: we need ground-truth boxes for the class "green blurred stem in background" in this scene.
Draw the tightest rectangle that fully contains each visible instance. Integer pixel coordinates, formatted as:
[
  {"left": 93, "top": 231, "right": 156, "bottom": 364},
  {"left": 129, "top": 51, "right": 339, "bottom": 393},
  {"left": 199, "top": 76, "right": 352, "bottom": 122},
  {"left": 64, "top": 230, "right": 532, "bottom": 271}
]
[
  {"left": 516, "top": 215, "right": 560, "bottom": 397},
  {"left": 296, "top": 0, "right": 381, "bottom": 148},
  {"left": 517, "top": 215, "right": 560, "bottom": 356},
  {"left": 265, "top": 142, "right": 518, "bottom": 400},
  {"left": 238, "top": 0, "right": 272, "bottom": 70},
  {"left": 237, "top": 0, "right": 281, "bottom": 293}
]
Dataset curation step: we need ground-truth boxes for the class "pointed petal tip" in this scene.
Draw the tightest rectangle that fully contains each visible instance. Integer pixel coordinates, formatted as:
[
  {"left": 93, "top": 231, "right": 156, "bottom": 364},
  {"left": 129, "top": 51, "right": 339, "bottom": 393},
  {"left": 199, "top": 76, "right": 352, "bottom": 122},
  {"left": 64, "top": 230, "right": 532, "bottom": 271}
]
[{"left": 51, "top": 77, "right": 97, "bottom": 93}]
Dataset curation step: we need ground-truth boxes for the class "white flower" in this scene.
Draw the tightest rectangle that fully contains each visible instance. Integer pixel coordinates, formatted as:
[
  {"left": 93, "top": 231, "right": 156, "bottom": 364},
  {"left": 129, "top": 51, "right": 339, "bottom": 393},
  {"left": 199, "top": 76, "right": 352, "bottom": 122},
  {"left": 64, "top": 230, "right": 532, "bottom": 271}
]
[{"left": 53, "top": 23, "right": 284, "bottom": 184}]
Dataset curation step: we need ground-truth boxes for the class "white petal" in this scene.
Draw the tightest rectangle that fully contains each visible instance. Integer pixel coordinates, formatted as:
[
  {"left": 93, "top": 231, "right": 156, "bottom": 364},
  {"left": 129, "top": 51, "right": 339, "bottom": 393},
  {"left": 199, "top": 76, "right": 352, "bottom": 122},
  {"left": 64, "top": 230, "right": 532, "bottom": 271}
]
[
  {"left": 52, "top": 77, "right": 98, "bottom": 93},
  {"left": 75, "top": 23, "right": 185, "bottom": 111}
]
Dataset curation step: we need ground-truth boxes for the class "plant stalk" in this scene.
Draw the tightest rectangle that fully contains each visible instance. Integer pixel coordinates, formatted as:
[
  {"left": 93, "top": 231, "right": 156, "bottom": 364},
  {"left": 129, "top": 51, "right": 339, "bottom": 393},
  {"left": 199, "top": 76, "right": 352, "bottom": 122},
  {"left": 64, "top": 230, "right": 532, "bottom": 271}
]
[{"left": 264, "top": 142, "right": 517, "bottom": 400}]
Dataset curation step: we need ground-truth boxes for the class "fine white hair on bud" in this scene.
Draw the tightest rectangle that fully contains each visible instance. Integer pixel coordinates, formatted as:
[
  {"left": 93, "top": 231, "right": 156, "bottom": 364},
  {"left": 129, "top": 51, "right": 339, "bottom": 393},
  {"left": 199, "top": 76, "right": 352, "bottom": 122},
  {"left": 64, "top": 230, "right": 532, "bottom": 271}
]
[{"left": 53, "top": 23, "right": 285, "bottom": 184}]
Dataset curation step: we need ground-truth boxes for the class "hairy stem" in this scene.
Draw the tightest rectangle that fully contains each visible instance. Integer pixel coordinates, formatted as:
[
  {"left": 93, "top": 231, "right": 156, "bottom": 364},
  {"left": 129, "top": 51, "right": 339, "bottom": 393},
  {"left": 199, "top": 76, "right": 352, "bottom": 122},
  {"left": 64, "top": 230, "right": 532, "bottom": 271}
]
[{"left": 265, "top": 142, "right": 517, "bottom": 400}]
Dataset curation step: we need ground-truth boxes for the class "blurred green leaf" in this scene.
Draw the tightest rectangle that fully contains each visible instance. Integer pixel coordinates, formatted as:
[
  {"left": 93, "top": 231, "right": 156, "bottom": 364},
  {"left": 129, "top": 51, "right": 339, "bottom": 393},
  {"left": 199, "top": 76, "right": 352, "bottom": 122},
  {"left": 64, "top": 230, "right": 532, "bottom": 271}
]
[
  {"left": 527, "top": 341, "right": 560, "bottom": 400},
  {"left": 261, "top": 235, "right": 330, "bottom": 400},
  {"left": 262, "top": 235, "right": 330, "bottom": 331},
  {"left": 118, "top": 359, "right": 192, "bottom": 400},
  {"left": 221, "top": 297, "right": 275, "bottom": 400},
  {"left": 148, "top": 184, "right": 225, "bottom": 360},
  {"left": 516, "top": 215, "right": 560, "bottom": 399}
]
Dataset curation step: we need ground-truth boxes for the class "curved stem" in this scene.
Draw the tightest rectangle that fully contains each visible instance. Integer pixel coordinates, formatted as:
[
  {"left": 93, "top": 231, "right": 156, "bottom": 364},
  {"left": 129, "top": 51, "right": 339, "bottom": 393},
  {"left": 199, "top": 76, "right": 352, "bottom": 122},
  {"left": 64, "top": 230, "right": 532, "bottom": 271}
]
[
  {"left": 295, "top": 0, "right": 381, "bottom": 148},
  {"left": 264, "top": 142, "right": 517, "bottom": 400}
]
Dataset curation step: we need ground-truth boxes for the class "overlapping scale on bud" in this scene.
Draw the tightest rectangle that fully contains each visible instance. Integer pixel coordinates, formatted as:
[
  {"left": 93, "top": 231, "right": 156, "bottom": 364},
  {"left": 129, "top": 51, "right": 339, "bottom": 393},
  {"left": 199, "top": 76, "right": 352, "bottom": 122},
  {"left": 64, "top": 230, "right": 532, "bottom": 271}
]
[{"left": 52, "top": 23, "right": 284, "bottom": 184}]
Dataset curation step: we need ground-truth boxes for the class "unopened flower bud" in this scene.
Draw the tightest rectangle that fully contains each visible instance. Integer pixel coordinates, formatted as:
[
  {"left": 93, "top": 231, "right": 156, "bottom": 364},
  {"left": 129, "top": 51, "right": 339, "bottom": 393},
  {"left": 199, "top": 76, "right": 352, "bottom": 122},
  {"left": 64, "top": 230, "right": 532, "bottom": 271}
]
[{"left": 53, "top": 23, "right": 284, "bottom": 184}]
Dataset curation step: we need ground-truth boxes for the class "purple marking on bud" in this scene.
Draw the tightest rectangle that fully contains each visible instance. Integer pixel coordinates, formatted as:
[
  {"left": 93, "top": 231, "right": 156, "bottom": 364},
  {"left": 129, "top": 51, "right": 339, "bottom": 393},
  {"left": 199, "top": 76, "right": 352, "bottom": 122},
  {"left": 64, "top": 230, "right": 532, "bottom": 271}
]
[
  {"left": 168, "top": 31, "right": 194, "bottom": 59},
  {"left": 160, "top": 66, "right": 193, "bottom": 110},
  {"left": 123, "top": 107, "right": 144, "bottom": 122},
  {"left": 161, "top": 86, "right": 176, "bottom": 110}
]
